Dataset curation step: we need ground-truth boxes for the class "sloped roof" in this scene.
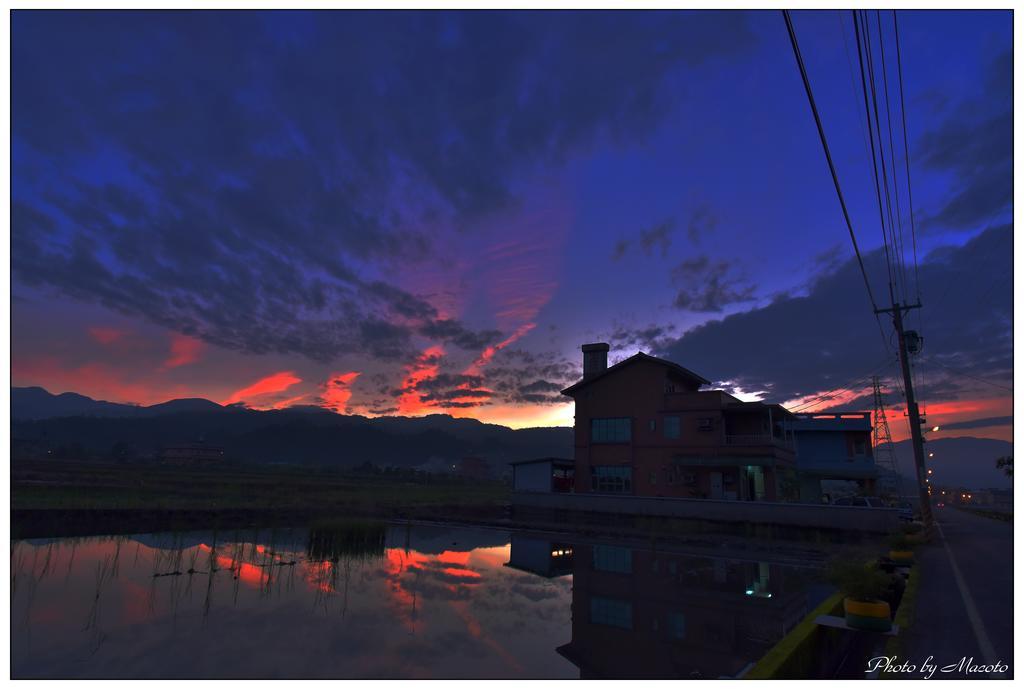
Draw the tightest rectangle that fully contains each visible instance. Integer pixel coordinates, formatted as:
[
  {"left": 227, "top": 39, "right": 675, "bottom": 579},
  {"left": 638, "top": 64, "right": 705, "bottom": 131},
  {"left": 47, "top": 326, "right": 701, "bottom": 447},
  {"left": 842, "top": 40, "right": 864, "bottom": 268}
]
[{"left": 560, "top": 352, "right": 710, "bottom": 397}]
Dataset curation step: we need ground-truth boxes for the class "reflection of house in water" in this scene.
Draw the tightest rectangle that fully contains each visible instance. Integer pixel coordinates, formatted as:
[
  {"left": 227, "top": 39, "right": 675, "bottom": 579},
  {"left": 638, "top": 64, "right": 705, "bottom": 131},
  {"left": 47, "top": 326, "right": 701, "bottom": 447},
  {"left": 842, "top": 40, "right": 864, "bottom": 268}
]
[
  {"left": 553, "top": 543, "right": 809, "bottom": 679},
  {"left": 504, "top": 534, "right": 574, "bottom": 578}
]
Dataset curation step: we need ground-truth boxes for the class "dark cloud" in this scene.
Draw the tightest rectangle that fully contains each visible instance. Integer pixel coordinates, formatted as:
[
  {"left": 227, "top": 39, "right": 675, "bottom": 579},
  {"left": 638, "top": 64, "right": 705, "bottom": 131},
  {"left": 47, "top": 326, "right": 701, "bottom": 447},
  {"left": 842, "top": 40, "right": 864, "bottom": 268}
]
[
  {"left": 917, "top": 51, "right": 1012, "bottom": 231},
  {"left": 608, "top": 323, "right": 679, "bottom": 352},
  {"left": 417, "top": 320, "right": 503, "bottom": 352},
  {"left": 660, "top": 224, "right": 1011, "bottom": 403},
  {"left": 486, "top": 348, "right": 579, "bottom": 405},
  {"left": 613, "top": 219, "right": 675, "bottom": 260},
  {"left": 12, "top": 10, "right": 755, "bottom": 364},
  {"left": 671, "top": 256, "right": 756, "bottom": 312},
  {"left": 685, "top": 202, "right": 718, "bottom": 243},
  {"left": 640, "top": 220, "right": 675, "bottom": 257},
  {"left": 938, "top": 415, "right": 1012, "bottom": 431}
]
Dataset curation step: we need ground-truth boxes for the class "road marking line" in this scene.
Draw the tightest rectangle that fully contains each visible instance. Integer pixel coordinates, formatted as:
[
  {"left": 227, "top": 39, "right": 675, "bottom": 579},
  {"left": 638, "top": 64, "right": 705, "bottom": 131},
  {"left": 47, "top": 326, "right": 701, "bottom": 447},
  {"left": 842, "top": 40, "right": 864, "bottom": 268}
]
[{"left": 936, "top": 521, "right": 1001, "bottom": 676}]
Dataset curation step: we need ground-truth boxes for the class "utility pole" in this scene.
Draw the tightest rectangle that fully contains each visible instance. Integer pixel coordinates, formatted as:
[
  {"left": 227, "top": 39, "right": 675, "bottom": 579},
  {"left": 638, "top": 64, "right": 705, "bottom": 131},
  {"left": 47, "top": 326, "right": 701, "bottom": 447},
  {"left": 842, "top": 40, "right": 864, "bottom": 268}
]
[{"left": 876, "top": 300, "right": 933, "bottom": 528}]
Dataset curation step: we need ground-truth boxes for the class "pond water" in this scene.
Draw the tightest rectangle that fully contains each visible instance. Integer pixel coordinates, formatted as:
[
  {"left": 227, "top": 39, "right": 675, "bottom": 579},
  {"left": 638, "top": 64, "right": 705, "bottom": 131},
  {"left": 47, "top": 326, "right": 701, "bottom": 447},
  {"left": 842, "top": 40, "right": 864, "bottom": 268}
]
[{"left": 11, "top": 524, "right": 830, "bottom": 679}]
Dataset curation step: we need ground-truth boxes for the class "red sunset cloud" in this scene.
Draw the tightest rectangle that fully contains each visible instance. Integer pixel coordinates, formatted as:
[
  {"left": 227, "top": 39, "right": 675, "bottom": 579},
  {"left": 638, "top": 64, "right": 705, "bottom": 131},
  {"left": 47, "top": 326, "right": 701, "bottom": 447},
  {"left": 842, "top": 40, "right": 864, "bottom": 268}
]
[
  {"left": 464, "top": 322, "right": 536, "bottom": 377},
  {"left": 88, "top": 326, "right": 126, "bottom": 345},
  {"left": 397, "top": 346, "right": 445, "bottom": 415},
  {"left": 11, "top": 356, "right": 188, "bottom": 406},
  {"left": 161, "top": 334, "right": 205, "bottom": 369},
  {"left": 222, "top": 371, "right": 303, "bottom": 406},
  {"left": 320, "top": 371, "right": 361, "bottom": 413}
]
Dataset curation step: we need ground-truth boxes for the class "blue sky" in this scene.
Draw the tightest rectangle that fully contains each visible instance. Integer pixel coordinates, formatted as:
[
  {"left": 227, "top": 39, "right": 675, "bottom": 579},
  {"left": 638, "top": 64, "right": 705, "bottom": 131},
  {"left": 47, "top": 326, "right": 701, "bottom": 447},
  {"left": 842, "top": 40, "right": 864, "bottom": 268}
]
[{"left": 11, "top": 10, "right": 1013, "bottom": 437}]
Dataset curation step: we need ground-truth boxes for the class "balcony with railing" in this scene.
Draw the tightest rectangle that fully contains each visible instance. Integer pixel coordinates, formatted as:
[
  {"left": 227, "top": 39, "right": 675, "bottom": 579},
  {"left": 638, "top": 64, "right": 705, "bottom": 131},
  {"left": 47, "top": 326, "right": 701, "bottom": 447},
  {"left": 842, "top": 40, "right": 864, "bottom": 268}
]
[{"left": 724, "top": 433, "right": 794, "bottom": 450}]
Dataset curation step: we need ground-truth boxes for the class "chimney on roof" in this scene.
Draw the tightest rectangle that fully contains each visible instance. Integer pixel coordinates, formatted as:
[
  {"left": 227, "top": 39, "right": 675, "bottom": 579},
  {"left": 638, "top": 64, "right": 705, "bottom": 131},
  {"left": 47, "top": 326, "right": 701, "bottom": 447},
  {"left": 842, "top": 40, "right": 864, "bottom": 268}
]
[{"left": 581, "top": 342, "right": 610, "bottom": 379}]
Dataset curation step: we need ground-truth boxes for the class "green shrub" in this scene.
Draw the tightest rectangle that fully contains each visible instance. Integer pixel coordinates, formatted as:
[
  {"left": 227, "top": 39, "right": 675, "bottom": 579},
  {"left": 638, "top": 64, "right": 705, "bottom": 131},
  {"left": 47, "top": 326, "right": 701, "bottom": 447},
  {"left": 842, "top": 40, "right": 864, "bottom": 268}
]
[
  {"left": 888, "top": 533, "right": 914, "bottom": 551},
  {"left": 827, "top": 558, "right": 893, "bottom": 602}
]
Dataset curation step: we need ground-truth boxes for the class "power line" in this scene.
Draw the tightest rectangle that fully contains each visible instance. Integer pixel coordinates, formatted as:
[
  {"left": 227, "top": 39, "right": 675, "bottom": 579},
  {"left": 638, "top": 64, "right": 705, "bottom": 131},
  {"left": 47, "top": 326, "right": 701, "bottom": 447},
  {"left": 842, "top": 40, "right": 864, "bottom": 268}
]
[
  {"left": 892, "top": 10, "right": 921, "bottom": 304},
  {"left": 922, "top": 355, "right": 1014, "bottom": 392},
  {"left": 852, "top": 10, "right": 898, "bottom": 308},
  {"left": 837, "top": 11, "right": 874, "bottom": 164},
  {"left": 859, "top": 10, "right": 907, "bottom": 304},
  {"left": 786, "top": 357, "right": 897, "bottom": 413},
  {"left": 782, "top": 10, "right": 890, "bottom": 354},
  {"left": 875, "top": 10, "right": 912, "bottom": 303}
]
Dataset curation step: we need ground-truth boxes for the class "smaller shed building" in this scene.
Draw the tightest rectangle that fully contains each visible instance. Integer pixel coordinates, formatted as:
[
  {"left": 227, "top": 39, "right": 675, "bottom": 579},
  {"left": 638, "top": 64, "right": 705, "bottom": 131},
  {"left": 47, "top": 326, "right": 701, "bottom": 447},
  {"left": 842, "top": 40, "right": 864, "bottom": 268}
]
[{"left": 510, "top": 457, "right": 575, "bottom": 493}]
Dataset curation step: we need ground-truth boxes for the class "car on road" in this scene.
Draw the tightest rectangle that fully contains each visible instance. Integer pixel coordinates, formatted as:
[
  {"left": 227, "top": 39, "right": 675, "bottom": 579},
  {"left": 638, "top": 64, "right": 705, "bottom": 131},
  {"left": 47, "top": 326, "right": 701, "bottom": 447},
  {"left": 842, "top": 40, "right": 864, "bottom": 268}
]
[
  {"left": 895, "top": 501, "right": 916, "bottom": 522},
  {"left": 833, "top": 496, "right": 887, "bottom": 508}
]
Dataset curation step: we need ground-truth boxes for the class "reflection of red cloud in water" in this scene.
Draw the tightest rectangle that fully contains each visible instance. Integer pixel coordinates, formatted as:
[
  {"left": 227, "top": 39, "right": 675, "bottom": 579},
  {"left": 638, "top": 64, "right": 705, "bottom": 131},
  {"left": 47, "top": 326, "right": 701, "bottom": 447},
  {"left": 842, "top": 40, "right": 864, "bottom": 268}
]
[
  {"left": 449, "top": 599, "right": 524, "bottom": 672},
  {"left": 197, "top": 544, "right": 268, "bottom": 588}
]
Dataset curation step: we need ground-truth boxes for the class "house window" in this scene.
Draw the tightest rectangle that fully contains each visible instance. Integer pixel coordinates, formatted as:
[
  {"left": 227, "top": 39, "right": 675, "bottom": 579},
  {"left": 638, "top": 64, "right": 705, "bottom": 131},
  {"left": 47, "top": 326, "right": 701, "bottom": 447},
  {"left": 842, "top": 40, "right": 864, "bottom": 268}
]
[
  {"left": 853, "top": 437, "right": 867, "bottom": 456},
  {"left": 592, "top": 466, "right": 632, "bottom": 493},
  {"left": 590, "top": 596, "right": 633, "bottom": 630},
  {"left": 649, "top": 419, "right": 656, "bottom": 432},
  {"left": 698, "top": 417, "right": 714, "bottom": 432},
  {"left": 664, "top": 416, "right": 681, "bottom": 439},
  {"left": 593, "top": 545, "right": 633, "bottom": 573},
  {"left": 591, "top": 418, "right": 632, "bottom": 443},
  {"left": 650, "top": 471, "right": 657, "bottom": 485},
  {"left": 667, "top": 612, "right": 686, "bottom": 640}
]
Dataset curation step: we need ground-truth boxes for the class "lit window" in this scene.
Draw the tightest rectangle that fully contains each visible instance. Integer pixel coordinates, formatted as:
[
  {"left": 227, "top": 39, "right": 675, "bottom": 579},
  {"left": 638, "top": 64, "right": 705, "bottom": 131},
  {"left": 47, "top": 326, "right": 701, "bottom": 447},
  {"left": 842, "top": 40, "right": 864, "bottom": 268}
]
[{"left": 664, "top": 416, "right": 681, "bottom": 439}]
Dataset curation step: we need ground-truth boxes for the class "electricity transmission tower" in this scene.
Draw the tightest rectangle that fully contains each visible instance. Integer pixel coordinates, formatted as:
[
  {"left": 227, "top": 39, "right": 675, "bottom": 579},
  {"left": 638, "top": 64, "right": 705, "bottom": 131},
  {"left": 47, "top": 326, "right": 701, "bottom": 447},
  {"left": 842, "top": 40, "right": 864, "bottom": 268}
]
[{"left": 871, "top": 376, "right": 902, "bottom": 501}]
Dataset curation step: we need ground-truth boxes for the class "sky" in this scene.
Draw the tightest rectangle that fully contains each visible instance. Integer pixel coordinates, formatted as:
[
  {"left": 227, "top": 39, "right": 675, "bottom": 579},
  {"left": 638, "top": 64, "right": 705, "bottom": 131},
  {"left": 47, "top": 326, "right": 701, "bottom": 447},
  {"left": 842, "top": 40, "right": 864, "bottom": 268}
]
[{"left": 10, "top": 10, "right": 1013, "bottom": 441}]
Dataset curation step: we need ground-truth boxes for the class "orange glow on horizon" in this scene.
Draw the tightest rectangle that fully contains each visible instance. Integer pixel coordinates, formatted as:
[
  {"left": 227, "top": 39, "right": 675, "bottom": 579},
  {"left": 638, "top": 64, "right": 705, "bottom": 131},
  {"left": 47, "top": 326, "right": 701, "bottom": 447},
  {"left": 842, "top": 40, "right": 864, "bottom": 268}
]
[{"left": 11, "top": 355, "right": 189, "bottom": 406}]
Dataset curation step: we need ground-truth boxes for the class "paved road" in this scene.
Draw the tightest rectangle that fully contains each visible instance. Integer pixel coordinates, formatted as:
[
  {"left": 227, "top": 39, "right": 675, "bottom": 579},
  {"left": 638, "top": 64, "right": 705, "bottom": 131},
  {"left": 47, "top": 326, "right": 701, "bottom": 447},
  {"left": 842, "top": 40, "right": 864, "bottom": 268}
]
[{"left": 897, "top": 506, "right": 1013, "bottom": 679}]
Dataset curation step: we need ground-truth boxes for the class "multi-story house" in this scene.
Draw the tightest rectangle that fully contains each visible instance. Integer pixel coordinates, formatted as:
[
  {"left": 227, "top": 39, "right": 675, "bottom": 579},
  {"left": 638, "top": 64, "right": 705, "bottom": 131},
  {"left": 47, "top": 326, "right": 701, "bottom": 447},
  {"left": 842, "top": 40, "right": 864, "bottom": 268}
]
[
  {"left": 789, "top": 412, "right": 880, "bottom": 503},
  {"left": 561, "top": 343, "right": 797, "bottom": 502}
]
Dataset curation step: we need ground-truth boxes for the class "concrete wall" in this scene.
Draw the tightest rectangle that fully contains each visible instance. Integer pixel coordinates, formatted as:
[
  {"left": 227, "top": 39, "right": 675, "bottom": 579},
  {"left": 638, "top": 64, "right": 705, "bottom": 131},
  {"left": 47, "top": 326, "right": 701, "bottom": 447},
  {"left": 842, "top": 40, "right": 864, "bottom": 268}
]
[
  {"left": 513, "top": 462, "right": 553, "bottom": 492},
  {"left": 794, "top": 430, "right": 873, "bottom": 469},
  {"left": 511, "top": 491, "right": 901, "bottom": 533}
]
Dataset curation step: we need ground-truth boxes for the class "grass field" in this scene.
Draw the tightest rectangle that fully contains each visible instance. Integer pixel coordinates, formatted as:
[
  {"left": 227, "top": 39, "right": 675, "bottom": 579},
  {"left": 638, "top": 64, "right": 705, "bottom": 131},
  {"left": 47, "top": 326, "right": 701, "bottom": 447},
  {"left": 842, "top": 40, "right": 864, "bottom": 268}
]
[{"left": 12, "top": 460, "right": 510, "bottom": 538}]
